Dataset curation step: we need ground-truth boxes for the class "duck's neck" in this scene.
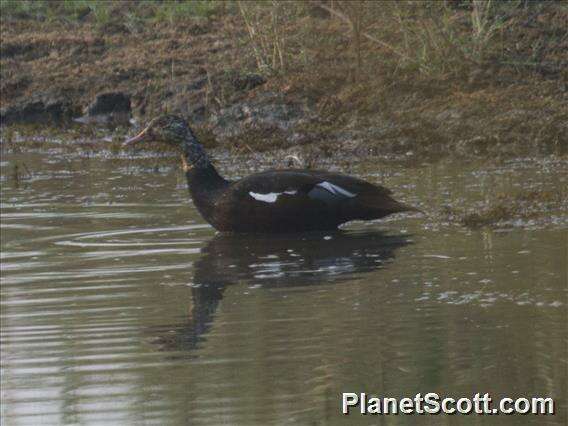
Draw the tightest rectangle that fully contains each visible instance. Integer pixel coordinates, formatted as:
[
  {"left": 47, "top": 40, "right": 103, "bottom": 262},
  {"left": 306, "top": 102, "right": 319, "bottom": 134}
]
[
  {"left": 182, "top": 127, "right": 211, "bottom": 169},
  {"left": 181, "top": 130, "right": 228, "bottom": 222}
]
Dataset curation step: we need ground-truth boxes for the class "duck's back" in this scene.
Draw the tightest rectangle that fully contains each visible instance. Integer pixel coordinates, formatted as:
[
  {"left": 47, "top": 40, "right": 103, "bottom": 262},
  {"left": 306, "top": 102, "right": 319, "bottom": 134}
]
[{"left": 210, "top": 169, "right": 414, "bottom": 233}]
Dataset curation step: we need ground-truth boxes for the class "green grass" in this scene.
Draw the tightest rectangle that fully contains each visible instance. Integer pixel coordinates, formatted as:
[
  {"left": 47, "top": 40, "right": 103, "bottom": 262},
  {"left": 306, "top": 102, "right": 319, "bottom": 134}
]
[
  {"left": 151, "top": 0, "right": 220, "bottom": 22},
  {"left": 0, "top": 0, "right": 222, "bottom": 24}
]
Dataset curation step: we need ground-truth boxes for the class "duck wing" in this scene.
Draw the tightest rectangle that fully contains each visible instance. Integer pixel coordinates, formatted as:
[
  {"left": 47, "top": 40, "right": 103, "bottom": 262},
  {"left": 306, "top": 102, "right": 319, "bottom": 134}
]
[
  {"left": 230, "top": 169, "right": 391, "bottom": 198},
  {"left": 212, "top": 169, "right": 415, "bottom": 232}
]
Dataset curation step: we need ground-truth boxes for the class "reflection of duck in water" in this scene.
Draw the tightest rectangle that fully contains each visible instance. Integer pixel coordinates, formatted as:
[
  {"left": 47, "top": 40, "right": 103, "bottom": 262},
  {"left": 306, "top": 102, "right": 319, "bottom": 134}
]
[{"left": 151, "top": 231, "right": 410, "bottom": 352}]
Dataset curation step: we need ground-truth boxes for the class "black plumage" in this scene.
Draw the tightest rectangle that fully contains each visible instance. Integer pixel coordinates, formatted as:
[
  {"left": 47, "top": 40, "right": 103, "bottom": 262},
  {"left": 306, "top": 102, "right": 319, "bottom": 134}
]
[{"left": 125, "top": 115, "right": 421, "bottom": 233}]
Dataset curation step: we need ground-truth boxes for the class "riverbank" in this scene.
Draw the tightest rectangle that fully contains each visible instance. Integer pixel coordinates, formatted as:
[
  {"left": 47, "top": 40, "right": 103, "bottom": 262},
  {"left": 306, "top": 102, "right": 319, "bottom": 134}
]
[{"left": 1, "top": 1, "right": 567, "bottom": 159}]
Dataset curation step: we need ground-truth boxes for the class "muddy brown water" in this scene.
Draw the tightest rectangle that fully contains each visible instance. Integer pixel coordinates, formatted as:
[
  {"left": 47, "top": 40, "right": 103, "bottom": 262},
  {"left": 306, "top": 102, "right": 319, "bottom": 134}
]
[{"left": 1, "top": 149, "right": 566, "bottom": 425}]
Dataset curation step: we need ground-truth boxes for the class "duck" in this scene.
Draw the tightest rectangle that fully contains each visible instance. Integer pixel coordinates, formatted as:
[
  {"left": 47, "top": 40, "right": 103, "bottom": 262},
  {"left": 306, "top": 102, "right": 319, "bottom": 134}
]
[{"left": 124, "top": 114, "right": 421, "bottom": 233}]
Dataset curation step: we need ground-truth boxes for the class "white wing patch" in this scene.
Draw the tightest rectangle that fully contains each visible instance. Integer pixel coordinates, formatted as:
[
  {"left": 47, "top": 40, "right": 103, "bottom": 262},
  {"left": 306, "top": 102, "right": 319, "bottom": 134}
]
[
  {"left": 249, "top": 184, "right": 353, "bottom": 204},
  {"left": 317, "top": 181, "right": 356, "bottom": 198},
  {"left": 249, "top": 192, "right": 279, "bottom": 203},
  {"left": 249, "top": 190, "right": 298, "bottom": 203}
]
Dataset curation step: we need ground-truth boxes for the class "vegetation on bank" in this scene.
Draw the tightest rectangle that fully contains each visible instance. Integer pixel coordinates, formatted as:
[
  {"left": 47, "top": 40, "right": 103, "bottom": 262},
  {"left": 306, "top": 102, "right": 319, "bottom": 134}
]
[
  {"left": 1, "top": 1, "right": 567, "bottom": 157},
  {"left": 1, "top": 0, "right": 220, "bottom": 24},
  {"left": 3, "top": 0, "right": 565, "bottom": 77}
]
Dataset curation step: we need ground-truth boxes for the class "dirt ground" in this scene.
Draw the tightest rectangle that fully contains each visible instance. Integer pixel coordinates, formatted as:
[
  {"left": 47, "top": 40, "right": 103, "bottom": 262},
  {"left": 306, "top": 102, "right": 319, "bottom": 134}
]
[{"left": 1, "top": 2, "right": 567, "bottom": 159}]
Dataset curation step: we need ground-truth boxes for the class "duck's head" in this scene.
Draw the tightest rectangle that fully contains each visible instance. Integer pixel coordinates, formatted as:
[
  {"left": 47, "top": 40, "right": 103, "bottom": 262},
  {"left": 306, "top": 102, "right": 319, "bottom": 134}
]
[
  {"left": 124, "top": 114, "right": 210, "bottom": 169},
  {"left": 124, "top": 114, "right": 194, "bottom": 149}
]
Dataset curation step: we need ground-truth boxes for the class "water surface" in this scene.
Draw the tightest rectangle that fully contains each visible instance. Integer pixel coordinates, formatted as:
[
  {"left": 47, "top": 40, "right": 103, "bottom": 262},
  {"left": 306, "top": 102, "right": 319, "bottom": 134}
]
[{"left": 1, "top": 150, "right": 566, "bottom": 425}]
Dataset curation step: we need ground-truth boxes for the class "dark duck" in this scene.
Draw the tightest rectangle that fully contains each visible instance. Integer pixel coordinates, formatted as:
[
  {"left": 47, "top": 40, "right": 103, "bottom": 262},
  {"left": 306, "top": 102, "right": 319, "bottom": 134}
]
[{"left": 124, "top": 115, "right": 421, "bottom": 233}]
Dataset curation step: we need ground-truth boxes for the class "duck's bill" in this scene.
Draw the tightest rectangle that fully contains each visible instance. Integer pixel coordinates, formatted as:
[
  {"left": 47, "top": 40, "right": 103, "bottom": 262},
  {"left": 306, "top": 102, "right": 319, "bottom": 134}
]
[{"left": 123, "top": 128, "right": 148, "bottom": 147}]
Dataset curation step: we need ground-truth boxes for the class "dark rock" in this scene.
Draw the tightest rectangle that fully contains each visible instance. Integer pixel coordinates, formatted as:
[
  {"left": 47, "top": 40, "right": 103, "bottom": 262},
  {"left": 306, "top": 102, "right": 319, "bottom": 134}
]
[
  {"left": 0, "top": 98, "right": 77, "bottom": 125},
  {"left": 85, "top": 92, "right": 131, "bottom": 116},
  {"left": 74, "top": 92, "right": 131, "bottom": 125}
]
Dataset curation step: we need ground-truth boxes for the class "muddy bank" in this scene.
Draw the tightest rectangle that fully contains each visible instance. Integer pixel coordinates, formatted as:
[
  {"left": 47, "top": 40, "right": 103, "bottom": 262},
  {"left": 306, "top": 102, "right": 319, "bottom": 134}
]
[{"left": 1, "top": 2, "right": 567, "bottom": 159}]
